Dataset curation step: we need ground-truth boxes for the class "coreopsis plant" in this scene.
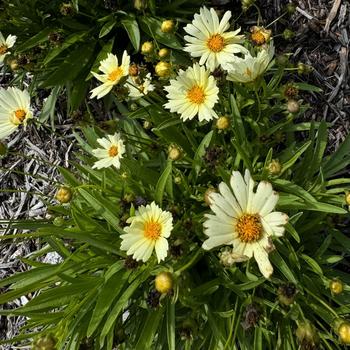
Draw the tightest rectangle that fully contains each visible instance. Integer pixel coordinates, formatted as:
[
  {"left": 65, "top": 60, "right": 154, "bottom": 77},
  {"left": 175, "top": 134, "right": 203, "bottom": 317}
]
[{"left": 1, "top": 5, "right": 350, "bottom": 350}]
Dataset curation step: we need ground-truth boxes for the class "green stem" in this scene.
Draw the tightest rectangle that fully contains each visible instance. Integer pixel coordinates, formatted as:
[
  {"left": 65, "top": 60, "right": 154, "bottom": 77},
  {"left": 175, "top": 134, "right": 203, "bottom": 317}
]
[{"left": 175, "top": 249, "right": 202, "bottom": 276}]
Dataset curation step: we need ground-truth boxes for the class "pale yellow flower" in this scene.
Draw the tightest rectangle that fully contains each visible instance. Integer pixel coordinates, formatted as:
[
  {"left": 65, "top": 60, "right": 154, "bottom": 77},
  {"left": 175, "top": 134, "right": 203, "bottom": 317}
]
[
  {"left": 164, "top": 63, "right": 219, "bottom": 122},
  {"left": 203, "top": 169, "right": 288, "bottom": 278},
  {"left": 184, "top": 7, "right": 247, "bottom": 71},
  {"left": 120, "top": 202, "right": 173, "bottom": 263},
  {"left": 90, "top": 51, "right": 130, "bottom": 99},
  {"left": 0, "top": 87, "right": 32, "bottom": 140},
  {"left": 0, "top": 32, "right": 16, "bottom": 64}
]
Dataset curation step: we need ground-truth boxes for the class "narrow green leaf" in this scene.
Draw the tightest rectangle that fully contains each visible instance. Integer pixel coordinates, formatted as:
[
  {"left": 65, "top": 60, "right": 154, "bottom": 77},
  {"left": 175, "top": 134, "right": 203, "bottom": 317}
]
[{"left": 155, "top": 160, "right": 172, "bottom": 204}]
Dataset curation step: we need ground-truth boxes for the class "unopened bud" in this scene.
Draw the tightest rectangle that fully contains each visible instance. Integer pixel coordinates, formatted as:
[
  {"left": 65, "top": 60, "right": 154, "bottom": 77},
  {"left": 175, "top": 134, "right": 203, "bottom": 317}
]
[
  {"left": 345, "top": 192, "right": 350, "bottom": 205},
  {"left": 267, "top": 159, "right": 282, "bottom": 175},
  {"left": 286, "top": 3, "right": 297, "bottom": 14},
  {"left": 297, "top": 62, "right": 313, "bottom": 75},
  {"left": 53, "top": 217, "right": 65, "bottom": 227},
  {"left": 168, "top": 144, "right": 182, "bottom": 161},
  {"left": 338, "top": 322, "right": 350, "bottom": 344},
  {"left": 287, "top": 99, "right": 300, "bottom": 113},
  {"left": 283, "top": 28, "right": 295, "bottom": 40},
  {"left": 161, "top": 20, "right": 175, "bottom": 33},
  {"left": 241, "top": 0, "right": 256, "bottom": 11},
  {"left": 330, "top": 278, "right": 344, "bottom": 295},
  {"left": 278, "top": 283, "right": 297, "bottom": 305},
  {"left": 155, "top": 272, "right": 173, "bottom": 294},
  {"left": 155, "top": 61, "right": 171, "bottom": 78},
  {"left": 32, "top": 334, "right": 57, "bottom": 350},
  {"left": 216, "top": 116, "right": 230, "bottom": 130},
  {"left": 9, "top": 59, "right": 19, "bottom": 71},
  {"left": 55, "top": 186, "right": 72, "bottom": 203},
  {"left": 204, "top": 187, "right": 217, "bottom": 206},
  {"left": 158, "top": 48, "right": 170, "bottom": 58},
  {"left": 141, "top": 41, "right": 153, "bottom": 55}
]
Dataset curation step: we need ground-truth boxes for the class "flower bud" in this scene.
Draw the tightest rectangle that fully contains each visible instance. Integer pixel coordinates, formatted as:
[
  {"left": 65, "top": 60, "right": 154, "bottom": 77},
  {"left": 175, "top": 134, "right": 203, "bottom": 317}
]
[
  {"left": 330, "top": 278, "right": 344, "bottom": 295},
  {"left": 55, "top": 186, "right": 72, "bottom": 203},
  {"left": 345, "top": 192, "right": 350, "bottom": 205},
  {"left": 133, "top": 0, "right": 146, "bottom": 10},
  {"left": 32, "top": 334, "right": 57, "bottom": 350},
  {"left": 168, "top": 144, "right": 182, "bottom": 161},
  {"left": 143, "top": 120, "right": 152, "bottom": 129},
  {"left": 204, "top": 187, "right": 217, "bottom": 206},
  {"left": 286, "top": 3, "right": 297, "bottom": 14},
  {"left": 241, "top": 0, "right": 256, "bottom": 11},
  {"left": 53, "top": 217, "right": 65, "bottom": 227},
  {"left": 283, "top": 28, "right": 295, "bottom": 40},
  {"left": 128, "top": 64, "right": 139, "bottom": 77},
  {"left": 276, "top": 54, "right": 289, "bottom": 66},
  {"left": 287, "top": 99, "right": 300, "bottom": 113},
  {"left": 141, "top": 41, "right": 154, "bottom": 55},
  {"left": 9, "top": 59, "right": 19, "bottom": 71},
  {"left": 283, "top": 84, "right": 299, "bottom": 99},
  {"left": 158, "top": 48, "right": 170, "bottom": 58},
  {"left": 216, "top": 116, "right": 230, "bottom": 130},
  {"left": 338, "top": 322, "right": 350, "bottom": 344},
  {"left": 161, "top": 20, "right": 175, "bottom": 33},
  {"left": 296, "top": 321, "right": 319, "bottom": 347},
  {"left": 155, "top": 61, "right": 171, "bottom": 78},
  {"left": 174, "top": 176, "right": 182, "bottom": 184},
  {"left": 297, "top": 62, "right": 313, "bottom": 75},
  {"left": 267, "top": 159, "right": 282, "bottom": 175},
  {"left": 155, "top": 272, "right": 173, "bottom": 294}
]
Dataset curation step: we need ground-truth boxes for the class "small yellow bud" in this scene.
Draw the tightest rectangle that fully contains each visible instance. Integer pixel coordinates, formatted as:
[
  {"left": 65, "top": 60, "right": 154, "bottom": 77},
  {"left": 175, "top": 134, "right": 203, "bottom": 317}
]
[
  {"left": 168, "top": 144, "right": 182, "bottom": 161},
  {"left": 339, "top": 322, "right": 350, "bottom": 344},
  {"left": 174, "top": 176, "right": 182, "bottom": 184},
  {"left": 155, "top": 272, "right": 173, "bottom": 294},
  {"left": 287, "top": 99, "right": 300, "bottom": 113},
  {"left": 141, "top": 41, "right": 154, "bottom": 55},
  {"left": 267, "top": 159, "right": 282, "bottom": 175},
  {"left": 155, "top": 61, "right": 171, "bottom": 78},
  {"left": 158, "top": 48, "right": 170, "bottom": 58},
  {"left": 216, "top": 116, "right": 230, "bottom": 130},
  {"left": 345, "top": 192, "right": 350, "bottom": 205},
  {"left": 55, "top": 186, "right": 72, "bottom": 203},
  {"left": 204, "top": 187, "right": 217, "bottom": 206},
  {"left": 161, "top": 20, "right": 175, "bottom": 33},
  {"left": 9, "top": 59, "right": 19, "bottom": 71},
  {"left": 330, "top": 278, "right": 344, "bottom": 295}
]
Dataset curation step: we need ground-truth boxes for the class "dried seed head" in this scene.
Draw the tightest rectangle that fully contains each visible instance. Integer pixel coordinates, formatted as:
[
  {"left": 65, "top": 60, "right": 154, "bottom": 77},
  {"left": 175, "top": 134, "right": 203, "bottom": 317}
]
[
  {"left": 284, "top": 84, "right": 299, "bottom": 99},
  {"left": 155, "top": 272, "right": 173, "bottom": 294},
  {"left": 146, "top": 289, "right": 161, "bottom": 308},
  {"left": 55, "top": 186, "right": 72, "bottom": 203},
  {"left": 128, "top": 64, "right": 139, "bottom": 77},
  {"left": 60, "top": 2, "right": 74, "bottom": 16},
  {"left": 241, "top": 304, "right": 260, "bottom": 330},
  {"left": 278, "top": 283, "right": 297, "bottom": 305}
]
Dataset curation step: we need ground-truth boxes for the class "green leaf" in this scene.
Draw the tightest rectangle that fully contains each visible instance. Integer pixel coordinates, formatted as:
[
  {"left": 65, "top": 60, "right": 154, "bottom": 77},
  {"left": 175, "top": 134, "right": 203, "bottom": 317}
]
[
  {"left": 191, "top": 130, "right": 213, "bottom": 180},
  {"left": 122, "top": 17, "right": 140, "bottom": 50},
  {"left": 39, "top": 86, "right": 62, "bottom": 125},
  {"left": 166, "top": 300, "right": 176, "bottom": 350},
  {"left": 99, "top": 20, "right": 116, "bottom": 38},
  {"left": 16, "top": 28, "right": 51, "bottom": 52},
  {"left": 270, "top": 251, "right": 298, "bottom": 283},
  {"left": 155, "top": 160, "right": 172, "bottom": 204}
]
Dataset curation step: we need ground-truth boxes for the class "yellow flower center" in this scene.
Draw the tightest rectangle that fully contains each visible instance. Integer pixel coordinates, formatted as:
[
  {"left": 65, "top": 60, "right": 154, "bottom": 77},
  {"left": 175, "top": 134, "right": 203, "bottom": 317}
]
[
  {"left": 108, "top": 67, "right": 124, "bottom": 82},
  {"left": 14, "top": 109, "right": 26, "bottom": 123},
  {"left": 236, "top": 214, "right": 262, "bottom": 243},
  {"left": 251, "top": 31, "right": 266, "bottom": 45},
  {"left": 207, "top": 34, "right": 225, "bottom": 52},
  {"left": 187, "top": 85, "right": 205, "bottom": 104},
  {"left": 144, "top": 220, "right": 162, "bottom": 240},
  {"left": 108, "top": 145, "right": 119, "bottom": 157},
  {"left": 0, "top": 45, "right": 8, "bottom": 55}
]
